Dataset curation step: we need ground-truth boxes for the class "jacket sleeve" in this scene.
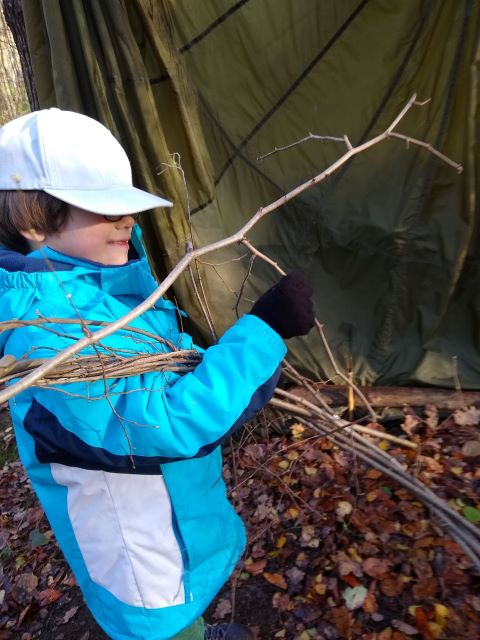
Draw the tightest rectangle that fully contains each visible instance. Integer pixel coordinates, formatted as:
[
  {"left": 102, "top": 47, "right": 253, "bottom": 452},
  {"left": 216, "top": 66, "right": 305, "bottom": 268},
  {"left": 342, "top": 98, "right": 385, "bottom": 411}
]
[{"left": 12, "top": 314, "right": 286, "bottom": 471}]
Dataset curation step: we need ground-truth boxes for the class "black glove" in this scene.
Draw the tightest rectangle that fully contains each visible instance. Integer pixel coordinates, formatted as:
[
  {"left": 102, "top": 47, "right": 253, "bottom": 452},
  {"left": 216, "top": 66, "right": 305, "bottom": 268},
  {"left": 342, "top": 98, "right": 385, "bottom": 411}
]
[{"left": 249, "top": 271, "right": 315, "bottom": 339}]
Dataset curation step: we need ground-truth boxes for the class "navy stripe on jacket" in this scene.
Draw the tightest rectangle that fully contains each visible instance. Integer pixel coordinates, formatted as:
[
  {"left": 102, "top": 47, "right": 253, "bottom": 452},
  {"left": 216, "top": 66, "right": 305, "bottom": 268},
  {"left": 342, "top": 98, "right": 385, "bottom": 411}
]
[{"left": 23, "top": 366, "right": 280, "bottom": 472}]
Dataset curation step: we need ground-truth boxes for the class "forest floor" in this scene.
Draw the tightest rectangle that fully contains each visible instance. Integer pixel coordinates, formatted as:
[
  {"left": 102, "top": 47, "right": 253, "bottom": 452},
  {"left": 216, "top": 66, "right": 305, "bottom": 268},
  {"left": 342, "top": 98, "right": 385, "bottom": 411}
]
[{"left": 0, "top": 401, "right": 479, "bottom": 640}]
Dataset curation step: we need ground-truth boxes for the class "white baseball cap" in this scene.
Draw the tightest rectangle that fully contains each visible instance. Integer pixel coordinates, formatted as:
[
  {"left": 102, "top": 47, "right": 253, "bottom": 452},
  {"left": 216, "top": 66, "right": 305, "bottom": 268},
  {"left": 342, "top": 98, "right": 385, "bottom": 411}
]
[{"left": 0, "top": 108, "right": 172, "bottom": 215}]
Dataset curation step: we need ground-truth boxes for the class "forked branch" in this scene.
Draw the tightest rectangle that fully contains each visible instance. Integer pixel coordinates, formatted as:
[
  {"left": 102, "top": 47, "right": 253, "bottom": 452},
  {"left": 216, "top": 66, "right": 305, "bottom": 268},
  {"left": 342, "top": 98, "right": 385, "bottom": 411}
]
[{"left": 0, "top": 94, "right": 463, "bottom": 404}]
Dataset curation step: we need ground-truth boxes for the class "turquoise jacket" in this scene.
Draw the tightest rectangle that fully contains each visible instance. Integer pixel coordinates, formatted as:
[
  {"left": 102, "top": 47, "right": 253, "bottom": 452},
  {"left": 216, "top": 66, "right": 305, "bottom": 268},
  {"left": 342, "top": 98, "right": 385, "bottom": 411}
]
[{"left": 0, "top": 243, "right": 286, "bottom": 639}]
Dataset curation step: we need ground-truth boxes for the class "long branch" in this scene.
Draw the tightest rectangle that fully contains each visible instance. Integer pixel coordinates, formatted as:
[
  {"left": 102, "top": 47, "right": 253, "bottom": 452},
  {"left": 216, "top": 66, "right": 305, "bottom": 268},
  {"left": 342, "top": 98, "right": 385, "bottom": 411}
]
[{"left": 0, "top": 94, "right": 462, "bottom": 404}]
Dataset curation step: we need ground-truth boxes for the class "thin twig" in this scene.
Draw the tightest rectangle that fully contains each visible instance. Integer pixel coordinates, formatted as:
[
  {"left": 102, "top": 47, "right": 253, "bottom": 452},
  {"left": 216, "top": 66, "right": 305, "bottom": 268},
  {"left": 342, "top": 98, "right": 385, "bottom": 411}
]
[
  {"left": 257, "top": 132, "right": 346, "bottom": 161},
  {"left": 269, "top": 397, "right": 416, "bottom": 449},
  {"left": 388, "top": 132, "right": 463, "bottom": 173},
  {"left": 240, "top": 240, "right": 378, "bottom": 420},
  {"left": 282, "top": 360, "right": 334, "bottom": 416},
  {"left": 315, "top": 319, "right": 377, "bottom": 420}
]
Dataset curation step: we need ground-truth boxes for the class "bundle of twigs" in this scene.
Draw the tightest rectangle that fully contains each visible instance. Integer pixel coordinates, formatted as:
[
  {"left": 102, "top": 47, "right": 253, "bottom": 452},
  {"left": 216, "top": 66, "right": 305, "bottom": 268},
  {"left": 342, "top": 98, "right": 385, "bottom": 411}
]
[
  {"left": 0, "top": 350, "right": 202, "bottom": 387},
  {"left": 0, "top": 318, "right": 202, "bottom": 389}
]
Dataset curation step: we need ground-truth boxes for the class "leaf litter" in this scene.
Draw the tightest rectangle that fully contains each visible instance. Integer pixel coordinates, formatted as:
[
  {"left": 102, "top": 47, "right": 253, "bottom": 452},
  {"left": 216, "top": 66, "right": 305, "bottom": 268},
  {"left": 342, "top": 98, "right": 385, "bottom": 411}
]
[{"left": 0, "top": 403, "right": 479, "bottom": 639}]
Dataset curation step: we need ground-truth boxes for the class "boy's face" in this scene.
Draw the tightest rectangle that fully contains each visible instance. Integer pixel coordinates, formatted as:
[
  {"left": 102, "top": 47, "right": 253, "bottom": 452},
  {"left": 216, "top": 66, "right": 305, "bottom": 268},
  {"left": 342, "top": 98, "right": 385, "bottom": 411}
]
[{"left": 36, "top": 207, "right": 136, "bottom": 265}]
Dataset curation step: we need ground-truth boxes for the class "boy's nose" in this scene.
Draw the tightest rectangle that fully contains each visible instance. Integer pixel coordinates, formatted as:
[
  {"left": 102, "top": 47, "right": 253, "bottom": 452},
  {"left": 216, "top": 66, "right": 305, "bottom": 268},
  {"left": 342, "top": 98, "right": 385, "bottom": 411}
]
[{"left": 115, "top": 215, "right": 136, "bottom": 227}]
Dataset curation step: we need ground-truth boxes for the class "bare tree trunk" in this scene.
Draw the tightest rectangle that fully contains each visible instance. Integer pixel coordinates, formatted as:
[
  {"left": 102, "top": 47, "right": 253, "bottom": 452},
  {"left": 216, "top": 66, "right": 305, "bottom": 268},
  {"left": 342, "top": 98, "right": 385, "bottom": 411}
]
[{"left": 2, "top": 0, "right": 38, "bottom": 111}]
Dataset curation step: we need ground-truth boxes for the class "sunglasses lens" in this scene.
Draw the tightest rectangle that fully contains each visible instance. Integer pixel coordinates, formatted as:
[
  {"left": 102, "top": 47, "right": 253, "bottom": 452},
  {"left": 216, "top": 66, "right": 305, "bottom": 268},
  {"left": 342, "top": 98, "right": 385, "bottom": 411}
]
[{"left": 103, "top": 214, "right": 139, "bottom": 222}]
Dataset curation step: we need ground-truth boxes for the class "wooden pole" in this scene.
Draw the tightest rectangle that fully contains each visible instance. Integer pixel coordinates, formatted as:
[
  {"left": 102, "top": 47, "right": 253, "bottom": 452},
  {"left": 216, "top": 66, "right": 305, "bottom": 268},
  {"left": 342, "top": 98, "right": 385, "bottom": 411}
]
[{"left": 288, "top": 384, "right": 479, "bottom": 411}]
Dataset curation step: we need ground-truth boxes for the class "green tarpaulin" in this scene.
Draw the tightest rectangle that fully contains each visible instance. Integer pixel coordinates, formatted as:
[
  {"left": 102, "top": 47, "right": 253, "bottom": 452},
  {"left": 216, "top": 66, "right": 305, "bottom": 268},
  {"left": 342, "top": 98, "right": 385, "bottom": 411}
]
[{"left": 17, "top": 0, "right": 480, "bottom": 388}]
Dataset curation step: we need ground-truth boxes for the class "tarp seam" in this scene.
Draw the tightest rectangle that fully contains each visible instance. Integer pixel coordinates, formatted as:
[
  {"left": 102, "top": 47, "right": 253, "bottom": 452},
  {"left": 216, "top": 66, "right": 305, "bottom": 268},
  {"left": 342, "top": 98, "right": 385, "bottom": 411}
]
[
  {"left": 149, "top": 0, "right": 251, "bottom": 85},
  {"left": 211, "top": 0, "right": 369, "bottom": 188}
]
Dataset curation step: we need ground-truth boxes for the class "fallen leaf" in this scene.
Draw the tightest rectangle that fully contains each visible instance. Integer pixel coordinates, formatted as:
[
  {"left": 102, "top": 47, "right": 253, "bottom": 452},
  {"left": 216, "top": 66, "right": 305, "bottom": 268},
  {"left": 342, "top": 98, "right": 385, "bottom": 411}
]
[
  {"left": 453, "top": 406, "right": 480, "bottom": 426},
  {"left": 336, "top": 500, "right": 353, "bottom": 520},
  {"left": 290, "top": 423, "right": 305, "bottom": 439},
  {"left": 304, "top": 466, "right": 317, "bottom": 476},
  {"left": 17, "top": 605, "right": 31, "bottom": 626},
  {"left": 245, "top": 559, "right": 267, "bottom": 575},
  {"left": 391, "top": 619, "right": 419, "bottom": 635},
  {"left": 276, "top": 534, "right": 287, "bottom": 548},
  {"left": 424, "top": 405, "right": 439, "bottom": 430},
  {"left": 414, "top": 607, "right": 436, "bottom": 640},
  {"left": 272, "top": 592, "right": 291, "bottom": 611},
  {"left": 364, "top": 468, "right": 383, "bottom": 480},
  {"left": 15, "top": 572, "right": 38, "bottom": 593},
  {"left": 418, "top": 455, "right": 444, "bottom": 475},
  {"left": 330, "top": 605, "right": 353, "bottom": 639},
  {"left": 59, "top": 605, "right": 79, "bottom": 624},
  {"left": 36, "top": 588, "right": 63, "bottom": 607},
  {"left": 433, "top": 603, "right": 449, "bottom": 634},
  {"left": 362, "top": 589, "right": 378, "bottom": 614},
  {"left": 285, "top": 507, "right": 299, "bottom": 519},
  {"left": 285, "top": 566, "right": 305, "bottom": 587},
  {"left": 463, "top": 506, "right": 480, "bottom": 523},
  {"left": 380, "top": 575, "right": 404, "bottom": 597},
  {"left": 412, "top": 577, "right": 438, "bottom": 599},
  {"left": 28, "top": 528, "right": 48, "bottom": 549},
  {"left": 362, "top": 557, "right": 391, "bottom": 578},
  {"left": 426, "top": 622, "right": 443, "bottom": 639},
  {"left": 341, "top": 574, "right": 361, "bottom": 588},
  {"left": 338, "top": 558, "right": 362, "bottom": 577},
  {"left": 213, "top": 597, "right": 232, "bottom": 619},
  {"left": 262, "top": 572, "right": 287, "bottom": 590},
  {"left": 402, "top": 414, "right": 422, "bottom": 435},
  {"left": 461, "top": 440, "right": 480, "bottom": 458},
  {"left": 343, "top": 585, "right": 368, "bottom": 610}
]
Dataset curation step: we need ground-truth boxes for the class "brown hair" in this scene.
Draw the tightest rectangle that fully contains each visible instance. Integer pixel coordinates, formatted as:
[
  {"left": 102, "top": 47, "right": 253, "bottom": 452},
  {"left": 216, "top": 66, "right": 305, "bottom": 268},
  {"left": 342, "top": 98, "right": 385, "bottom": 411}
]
[{"left": 0, "top": 190, "right": 70, "bottom": 253}]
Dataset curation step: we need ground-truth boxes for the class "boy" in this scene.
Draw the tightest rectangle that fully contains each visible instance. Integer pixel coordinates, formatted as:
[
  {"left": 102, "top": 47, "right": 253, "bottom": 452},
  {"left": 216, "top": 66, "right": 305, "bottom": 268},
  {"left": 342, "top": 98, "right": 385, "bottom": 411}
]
[{"left": 0, "top": 109, "right": 314, "bottom": 640}]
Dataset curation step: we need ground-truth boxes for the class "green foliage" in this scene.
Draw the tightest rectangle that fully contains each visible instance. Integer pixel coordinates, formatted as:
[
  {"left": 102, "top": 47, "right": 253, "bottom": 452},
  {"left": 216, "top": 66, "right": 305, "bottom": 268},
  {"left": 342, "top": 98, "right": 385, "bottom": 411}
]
[{"left": 463, "top": 506, "right": 480, "bottom": 523}]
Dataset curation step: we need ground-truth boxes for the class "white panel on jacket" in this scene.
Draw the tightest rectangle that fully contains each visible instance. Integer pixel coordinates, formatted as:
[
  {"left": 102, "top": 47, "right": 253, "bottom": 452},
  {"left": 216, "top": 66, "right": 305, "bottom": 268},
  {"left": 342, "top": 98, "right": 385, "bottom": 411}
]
[{"left": 51, "top": 464, "right": 186, "bottom": 608}]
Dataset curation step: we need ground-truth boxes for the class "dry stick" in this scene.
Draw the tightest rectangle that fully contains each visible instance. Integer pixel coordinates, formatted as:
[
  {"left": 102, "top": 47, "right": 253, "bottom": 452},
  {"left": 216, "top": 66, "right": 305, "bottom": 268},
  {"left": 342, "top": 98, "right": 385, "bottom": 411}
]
[
  {"left": 0, "top": 318, "right": 177, "bottom": 351},
  {"left": 257, "top": 133, "right": 346, "bottom": 161},
  {"left": 0, "top": 351, "right": 201, "bottom": 386},
  {"left": 169, "top": 153, "right": 219, "bottom": 343},
  {"left": 314, "top": 319, "right": 377, "bottom": 421},
  {"left": 273, "top": 387, "right": 409, "bottom": 471},
  {"left": 282, "top": 359, "right": 335, "bottom": 416},
  {"left": 271, "top": 392, "right": 407, "bottom": 486},
  {"left": 240, "top": 238, "right": 286, "bottom": 275},
  {"left": 388, "top": 132, "right": 463, "bottom": 173},
  {"left": 270, "top": 396, "right": 416, "bottom": 450},
  {"left": 241, "top": 237, "right": 378, "bottom": 420},
  {"left": 272, "top": 387, "right": 409, "bottom": 453},
  {"left": 234, "top": 253, "right": 256, "bottom": 320},
  {"left": 0, "top": 94, "right": 463, "bottom": 405}
]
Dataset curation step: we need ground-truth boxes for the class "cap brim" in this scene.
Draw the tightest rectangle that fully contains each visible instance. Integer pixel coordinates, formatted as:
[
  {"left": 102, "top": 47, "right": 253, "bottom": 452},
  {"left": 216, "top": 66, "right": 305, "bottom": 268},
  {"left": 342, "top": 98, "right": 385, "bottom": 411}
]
[{"left": 44, "top": 185, "right": 173, "bottom": 215}]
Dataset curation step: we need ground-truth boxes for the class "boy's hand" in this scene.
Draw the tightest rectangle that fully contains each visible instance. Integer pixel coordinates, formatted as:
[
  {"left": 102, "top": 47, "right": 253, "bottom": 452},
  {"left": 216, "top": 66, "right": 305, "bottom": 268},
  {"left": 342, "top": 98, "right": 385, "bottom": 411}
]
[{"left": 249, "top": 271, "right": 315, "bottom": 339}]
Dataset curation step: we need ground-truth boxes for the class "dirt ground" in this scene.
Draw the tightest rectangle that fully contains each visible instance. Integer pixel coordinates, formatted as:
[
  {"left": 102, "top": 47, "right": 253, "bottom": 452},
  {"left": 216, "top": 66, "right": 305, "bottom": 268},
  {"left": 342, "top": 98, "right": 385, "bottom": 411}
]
[{"left": 14, "top": 576, "right": 278, "bottom": 640}]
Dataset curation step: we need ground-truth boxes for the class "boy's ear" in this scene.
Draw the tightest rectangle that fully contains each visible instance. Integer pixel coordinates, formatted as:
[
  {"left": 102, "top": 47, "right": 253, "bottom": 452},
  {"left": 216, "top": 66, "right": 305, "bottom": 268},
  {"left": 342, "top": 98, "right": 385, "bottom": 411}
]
[{"left": 19, "top": 229, "right": 46, "bottom": 243}]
